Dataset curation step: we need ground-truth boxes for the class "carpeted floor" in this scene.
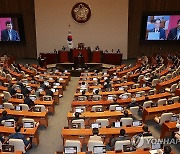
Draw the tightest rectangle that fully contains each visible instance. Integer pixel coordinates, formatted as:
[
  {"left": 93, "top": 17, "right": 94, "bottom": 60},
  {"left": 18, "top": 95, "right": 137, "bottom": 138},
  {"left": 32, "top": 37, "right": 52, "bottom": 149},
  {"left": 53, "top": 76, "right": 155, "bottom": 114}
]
[{"left": 27, "top": 77, "right": 79, "bottom": 154}]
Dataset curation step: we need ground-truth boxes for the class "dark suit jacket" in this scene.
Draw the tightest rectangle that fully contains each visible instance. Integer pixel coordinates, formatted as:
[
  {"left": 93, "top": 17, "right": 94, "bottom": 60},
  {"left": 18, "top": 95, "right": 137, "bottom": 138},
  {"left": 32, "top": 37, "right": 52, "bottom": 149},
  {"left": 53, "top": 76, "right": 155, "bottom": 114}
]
[
  {"left": 1, "top": 29, "right": 20, "bottom": 41},
  {"left": 45, "top": 89, "right": 53, "bottom": 97},
  {"left": 8, "top": 87, "right": 17, "bottom": 96},
  {"left": 9, "top": 132, "right": 29, "bottom": 146},
  {"left": 24, "top": 97, "right": 34, "bottom": 107},
  {"left": 150, "top": 28, "right": 166, "bottom": 40},
  {"left": 0, "top": 115, "right": 15, "bottom": 123},
  {"left": 21, "top": 87, "right": 30, "bottom": 97},
  {"left": 167, "top": 28, "right": 178, "bottom": 40}
]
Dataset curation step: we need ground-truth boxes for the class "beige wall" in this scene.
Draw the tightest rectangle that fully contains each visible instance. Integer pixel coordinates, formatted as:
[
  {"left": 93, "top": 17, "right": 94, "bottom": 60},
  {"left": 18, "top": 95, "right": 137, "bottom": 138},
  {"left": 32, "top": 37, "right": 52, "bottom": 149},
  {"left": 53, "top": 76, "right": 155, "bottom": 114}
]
[{"left": 35, "top": 0, "right": 128, "bottom": 59}]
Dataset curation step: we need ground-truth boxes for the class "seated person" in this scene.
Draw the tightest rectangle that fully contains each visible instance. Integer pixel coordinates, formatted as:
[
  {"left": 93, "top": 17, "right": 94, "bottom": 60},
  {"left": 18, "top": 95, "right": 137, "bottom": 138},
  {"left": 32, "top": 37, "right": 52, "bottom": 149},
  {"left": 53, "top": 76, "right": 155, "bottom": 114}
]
[
  {"left": 163, "top": 145, "right": 172, "bottom": 154},
  {"left": 21, "top": 85, "right": 31, "bottom": 97},
  {"left": 44, "top": 86, "right": 53, "bottom": 97},
  {"left": 24, "top": 94, "right": 34, "bottom": 108},
  {"left": 93, "top": 89, "right": 100, "bottom": 96},
  {"left": 89, "top": 128, "right": 102, "bottom": 141},
  {"left": 110, "top": 98, "right": 119, "bottom": 105},
  {"left": 0, "top": 110, "right": 16, "bottom": 123},
  {"left": 9, "top": 126, "right": 31, "bottom": 146},
  {"left": 72, "top": 112, "right": 84, "bottom": 121},
  {"left": 108, "top": 129, "right": 129, "bottom": 150},
  {"left": 142, "top": 125, "right": 152, "bottom": 136},
  {"left": 127, "top": 99, "right": 139, "bottom": 109},
  {"left": 0, "top": 134, "right": 5, "bottom": 143},
  {"left": 80, "top": 81, "right": 87, "bottom": 89},
  {"left": 81, "top": 90, "right": 86, "bottom": 96},
  {"left": 8, "top": 83, "right": 17, "bottom": 96},
  {"left": 123, "top": 110, "right": 129, "bottom": 117}
]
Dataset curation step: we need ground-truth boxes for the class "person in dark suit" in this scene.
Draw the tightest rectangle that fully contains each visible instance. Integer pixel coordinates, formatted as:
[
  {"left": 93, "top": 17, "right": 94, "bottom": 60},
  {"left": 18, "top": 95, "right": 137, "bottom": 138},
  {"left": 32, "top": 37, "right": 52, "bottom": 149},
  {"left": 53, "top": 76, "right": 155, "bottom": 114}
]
[
  {"left": 24, "top": 94, "right": 34, "bottom": 108},
  {"left": 141, "top": 125, "right": 152, "bottom": 136},
  {"left": 21, "top": 85, "right": 30, "bottom": 97},
  {"left": 8, "top": 84, "right": 17, "bottom": 96},
  {"left": 1, "top": 21, "right": 20, "bottom": 41},
  {"left": 167, "top": 19, "right": 180, "bottom": 40},
  {"left": 108, "top": 129, "right": 129, "bottom": 150},
  {"left": 0, "top": 110, "right": 16, "bottom": 123},
  {"left": 150, "top": 19, "right": 166, "bottom": 40},
  {"left": 163, "top": 145, "right": 172, "bottom": 154},
  {"left": 44, "top": 86, "right": 53, "bottom": 97},
  {"left": 9, "top": 126, "right": 30, "bottom": 146}
]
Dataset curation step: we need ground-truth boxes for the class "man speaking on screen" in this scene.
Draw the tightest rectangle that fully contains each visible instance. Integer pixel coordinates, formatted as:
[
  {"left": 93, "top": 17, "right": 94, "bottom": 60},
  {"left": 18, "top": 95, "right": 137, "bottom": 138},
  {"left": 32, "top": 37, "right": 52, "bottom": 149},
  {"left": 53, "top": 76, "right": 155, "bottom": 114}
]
[
  {"left": 167, "top": 19, "right": 180, "bottom": 40},
  {"left": 1, "top": 21, "right": 20, "bottom": 41},
  {"left": 149, "top": 19, "right": 166, "bottom": 40}
]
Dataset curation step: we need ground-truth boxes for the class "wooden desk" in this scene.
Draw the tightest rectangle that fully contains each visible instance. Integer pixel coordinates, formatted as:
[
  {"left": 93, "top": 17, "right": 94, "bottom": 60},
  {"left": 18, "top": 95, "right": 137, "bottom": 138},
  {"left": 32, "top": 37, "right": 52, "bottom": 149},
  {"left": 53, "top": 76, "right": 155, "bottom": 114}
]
[
  {"left": 112, "top": 82, "right": 135, "bottom": 88},
  {"left": 61, "top": 126, "right": 143, "bottom": 145},
  {"left": 0, "top": 109, "right": 48, "bottom": 127},
  {"left": 160, "top": 122, "right": 178, "bottom": 139},
  {"left": 8, "top": 98, "right": 55, "bottom": 114},
  {"left": 67, "top": 110, "right": 132, "bottom": 126},
  {"left": 156, "top": 75, "right": 180, "bottom": 92},
  {"left": 142, "top": 103, "right": 180, "bottom": 122},
  {"left": 127, "top": 87, "right": 151, "bottom": 93},
  {"left": 107, "top": 64, "right": 126, "bottom": 75},
  {"left": 72, "top": 92, "right": 171, "bottom": 111},
  {"left": 0, "top": 125, "right": 39, "bottom": 145},
  {"left": 0, "top": 76, "right": 7, "bottom": 82},
  {"left": 117, "top": 64, "right": 141, "bottom": 77},
  {"left": 0, "top": 151, "right": 22, "bottom": 154}
]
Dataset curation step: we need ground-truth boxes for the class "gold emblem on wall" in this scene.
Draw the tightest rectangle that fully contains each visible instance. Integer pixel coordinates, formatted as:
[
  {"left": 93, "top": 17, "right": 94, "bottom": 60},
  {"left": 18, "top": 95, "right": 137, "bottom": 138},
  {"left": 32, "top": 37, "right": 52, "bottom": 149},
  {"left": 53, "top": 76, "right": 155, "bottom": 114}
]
[{"left": 71, "top": 2, "right": 91, "bottom": 23}]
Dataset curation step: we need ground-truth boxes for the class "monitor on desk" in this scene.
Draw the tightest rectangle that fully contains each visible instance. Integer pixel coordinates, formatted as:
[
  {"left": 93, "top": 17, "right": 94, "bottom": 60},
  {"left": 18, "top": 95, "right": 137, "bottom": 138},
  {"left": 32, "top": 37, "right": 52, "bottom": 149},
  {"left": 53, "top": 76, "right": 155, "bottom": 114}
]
[
  {"left": 91, "top": 123, "right": 100, "bottom": 128},
  {"left": 51, "top": 88, "right": 56, "bottom": 93},
  {"left": 54, "top": 82, "right": 60, "bottom": 86},
  {"left": 108, "top": 96, "right": 115, "bottom": 101},
  {"left": 64, "top": 146, "right": 77, "bottom": 154},
  {"left": 119, "top": 87, "right": 124, "bottom": 91},
  {"left": 71, "top": 123, "right": 81, "bottom": 129},
  {"left": 4, "top": 121, "right": 15, "bottom": 127},
  {"left": 171, "top": 115, "right": 178, "bottom": 122},
  {"left": 23, "top": 122, "right": 34, "bottom": 128},
  {"left": 151, "top": 142, "right": 162, "bottom": 150},
  {"left": 2, "top": 144, "right": 14, "bottom": 152},
  {"left": 29, "top": 95, "right": 37, "bottom": 101},
  {"left": 115, "top": 106, "right": 123, "bottom": 111},
  {"left": 123, "top": 144, "right": 136, "bottom": 152},
  {"left": 120, "top": 94, "right": 128, "bottom": 100},
  {"left": 114, "top": 121, "right": 122, "bottom": 128},
  {"left": 132, "top": 120, "right": 142, "bottom": 126},
  {"left": 16, "top": 93, "right": 23, "bottom": 99},
  {"left": 135, "top": 93, "right": 142, "bottom": 98},
  {"left": 33, "top": 107, "right": 41, "bottom": 112},
  {"left": 75, "top": 108, "right": 84, "bottom": 113},
  {"left": 15, "top": 105, "right": 22, "bottom": 111},
  {"left": 93, "top": 146, "right": 106, "bottom": 154}
]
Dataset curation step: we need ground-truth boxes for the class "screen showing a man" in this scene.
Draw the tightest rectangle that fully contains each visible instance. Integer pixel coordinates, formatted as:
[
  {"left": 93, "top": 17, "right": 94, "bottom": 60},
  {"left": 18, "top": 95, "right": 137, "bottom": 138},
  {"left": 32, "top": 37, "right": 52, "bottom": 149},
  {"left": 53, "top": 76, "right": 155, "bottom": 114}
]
[
  {"left": 1, "top": 21, "right": 20, "bottom": 41},
  {"left": 167, "top": 19, "right": 180, "bottom": 40},
  {"left": 148, "top": 19, "right": 166, "bottom": 40}
]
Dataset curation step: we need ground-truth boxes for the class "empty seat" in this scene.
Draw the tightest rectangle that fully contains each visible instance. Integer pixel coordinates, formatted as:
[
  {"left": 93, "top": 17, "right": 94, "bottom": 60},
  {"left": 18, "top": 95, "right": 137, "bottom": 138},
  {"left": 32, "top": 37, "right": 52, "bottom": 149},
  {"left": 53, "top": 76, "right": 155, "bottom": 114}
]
[
  {"left": 91, "top": 105, "right": 103, "bottom": 112},
  {"left": 165, "top": 74, "right": 172, "bottom": 81},
  {"left": 114, "top": 140, "right": 131, "bottom": 151},
  {"left": 159, "top": 76, "right": 166, "bottom": 83},
  {"left": 87, "top": 140, "right": 104, "bottom": 152},
  {"left": 120, "top": 118, "right": 133, "bottom": 126},
  {"left": 157, "top": 98, "right": 167, "bottom": 106},
  {"left": 130, "top": 106, "right": 139, "bottom": 115},
  {"left": 151, "top": 79, "right": 159, "bottom": 87},
  {"left": 96, "top": 119, "right": 109, "bottom": 128},
  {"left": 3, "top": 91, "right": 11, "bottom": 101},
  {"left": 109, "top": 104, "right": 120, "bottom": 111},
  {"left": 65, "top": 140, "right": 81, "bottom": 152},
  {"left": 19, "top": 104, "right": 30, "bottom": 111},
  {"left": 165, "top": 84, "right": 177, "bottom": 93},
  {"left": 172, "top": 96, "right": 179, "bottom": 103},
  {"left": 3, "top": 102, "right": 14, "bottom": 109},
  {"left": 34, "top": 105, "right": 46, "bottom": 112},
  {"left": 143, "top": 101, "right": 153, "bottom": 109},
  {"left": 154, "top": 112, "right": 173, "bottom": 124},
  {"left": 72, "top": 119, "right": 85, "bottom": 128},
  {"left": 139, "top": 136, "right": 154, "bottom": 149}
]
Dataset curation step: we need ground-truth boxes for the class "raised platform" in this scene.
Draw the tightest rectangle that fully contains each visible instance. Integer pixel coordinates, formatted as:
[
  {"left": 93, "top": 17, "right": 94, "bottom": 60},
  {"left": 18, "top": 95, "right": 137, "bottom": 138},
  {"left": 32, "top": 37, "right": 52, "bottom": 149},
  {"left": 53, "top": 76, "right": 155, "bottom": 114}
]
[{"left": 56, "top": 63, "right": 103, "bottom": 77}]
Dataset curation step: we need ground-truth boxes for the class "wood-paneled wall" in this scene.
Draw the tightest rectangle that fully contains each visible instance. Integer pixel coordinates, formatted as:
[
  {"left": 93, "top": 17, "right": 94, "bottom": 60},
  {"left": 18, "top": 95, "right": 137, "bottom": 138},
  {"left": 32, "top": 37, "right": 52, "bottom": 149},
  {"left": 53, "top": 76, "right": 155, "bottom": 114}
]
[
  {"left": 128, "top": 0, "right": 180, "bottom": 59},
  {"left": 0, "top": 0, "right": 37, "bottom": 59}
]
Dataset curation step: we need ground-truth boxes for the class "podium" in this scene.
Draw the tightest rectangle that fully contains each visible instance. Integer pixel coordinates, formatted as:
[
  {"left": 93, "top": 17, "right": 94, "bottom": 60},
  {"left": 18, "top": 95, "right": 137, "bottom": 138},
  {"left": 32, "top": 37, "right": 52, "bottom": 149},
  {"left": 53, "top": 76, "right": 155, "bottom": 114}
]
[
  {"left": 71, "top": 49, "right": 90, "bottom": 63},
  {"left": 74, "top": 56, "right": 85, "bottom": 68}
]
